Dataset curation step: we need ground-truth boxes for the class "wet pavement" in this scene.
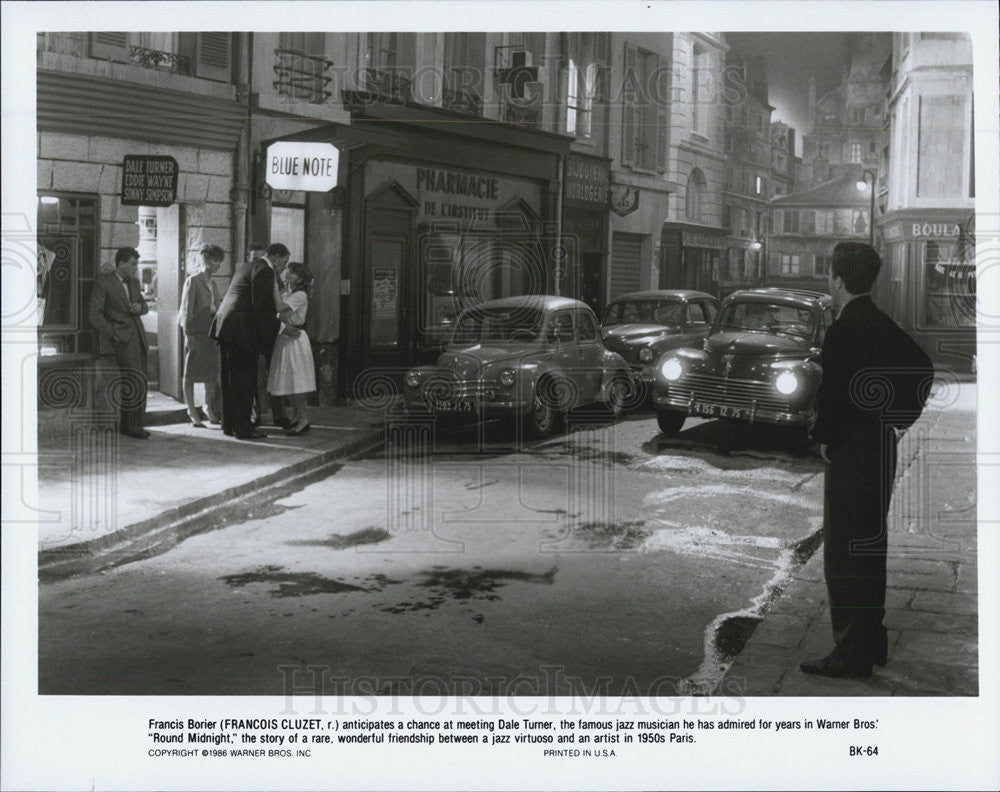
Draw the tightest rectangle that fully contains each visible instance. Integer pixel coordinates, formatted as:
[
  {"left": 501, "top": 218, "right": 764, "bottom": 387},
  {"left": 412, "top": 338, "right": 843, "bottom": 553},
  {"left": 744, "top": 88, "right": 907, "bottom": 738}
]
[{"left": 39, "top": 409, "right": 827, "bottom": 696}]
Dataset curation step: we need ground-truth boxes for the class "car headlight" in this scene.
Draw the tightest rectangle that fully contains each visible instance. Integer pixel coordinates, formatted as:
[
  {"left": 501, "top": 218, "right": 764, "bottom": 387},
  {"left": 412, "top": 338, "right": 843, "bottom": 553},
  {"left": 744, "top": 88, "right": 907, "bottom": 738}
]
[
  {"left": 404, "top": 370, "right": 422, "bottom": 388},
  {"left": 499, "top": 368, "right": 517, "bottom": 387},
  {"left": 775, "top": 370, "right": 799, "bottom": 395},
  {"left": 638, "top": 347, "right": 654, "bottom": 363},
  {"left": 661, "top": 358, "right": 683, "bottom": 381}
]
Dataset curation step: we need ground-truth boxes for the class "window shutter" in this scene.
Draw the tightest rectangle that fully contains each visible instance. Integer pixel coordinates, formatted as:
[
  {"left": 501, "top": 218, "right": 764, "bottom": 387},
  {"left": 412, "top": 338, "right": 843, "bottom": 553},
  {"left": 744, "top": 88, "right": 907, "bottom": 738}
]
[
  {"left": 621, "top": 43, "right": 637, "bottom": 167},
  {"left": 595, "top": 32, "right": 610, "bottom": 102},
  {"left": 655, "top": 55, "right": 669, "bottom": 173},
  {"left": 90, "top": 32, "right": 129, "bottom": 61},
  {"left": 195, "top": 32, "right": 231, "bottom": 81}
]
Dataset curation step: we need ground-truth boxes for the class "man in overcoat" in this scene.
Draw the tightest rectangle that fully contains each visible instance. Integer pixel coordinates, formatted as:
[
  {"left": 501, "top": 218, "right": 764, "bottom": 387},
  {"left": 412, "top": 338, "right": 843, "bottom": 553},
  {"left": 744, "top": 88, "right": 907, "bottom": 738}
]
[
  {"left": 88, "top": 246, "right": 150, "bottom": 438},
  {"left": 803, "top": 241, "right": 934, "bottom": 678},
  {"left": 210, "top": 243, "right": 287, "bottom": 439}
]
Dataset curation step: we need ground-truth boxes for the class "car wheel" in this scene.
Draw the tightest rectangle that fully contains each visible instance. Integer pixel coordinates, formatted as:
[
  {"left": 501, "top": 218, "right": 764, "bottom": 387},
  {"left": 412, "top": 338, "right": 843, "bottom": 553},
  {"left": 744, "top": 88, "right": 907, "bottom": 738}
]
[
  {"left": 656, "top": 409, "right": 686, "bottom": 437},
  {"left": 604, "top": 372, "right": 630, "bottom": 419},
  {"left": 523, "top": 382, "right": 557, "bottom": 439}
]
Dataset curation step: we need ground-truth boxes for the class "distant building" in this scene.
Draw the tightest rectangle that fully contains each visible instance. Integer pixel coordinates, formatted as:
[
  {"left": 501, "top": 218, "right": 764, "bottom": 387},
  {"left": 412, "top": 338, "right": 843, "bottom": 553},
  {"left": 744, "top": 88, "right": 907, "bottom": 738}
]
[
  {"left": 768, "top": 174, "right": 871, "bottom": 290},
  {"left": 799, "top": 33, "right": 890, "bottom": 189}
]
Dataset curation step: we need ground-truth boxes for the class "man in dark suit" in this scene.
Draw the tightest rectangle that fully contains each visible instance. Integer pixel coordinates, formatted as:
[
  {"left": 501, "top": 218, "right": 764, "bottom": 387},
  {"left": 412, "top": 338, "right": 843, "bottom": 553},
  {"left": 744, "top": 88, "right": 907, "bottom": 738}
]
[
  {"left": 211, "top": 243, "right": 288, "bottom": 439},
  {"left": 254, "top": 244, "right": 292, "bottom": 430},
  {"left": 88, "top": 246, "right": 150, "bottom": 438},
  {"left": 803, "top": 241, "right": 934, "bottom": 679}
]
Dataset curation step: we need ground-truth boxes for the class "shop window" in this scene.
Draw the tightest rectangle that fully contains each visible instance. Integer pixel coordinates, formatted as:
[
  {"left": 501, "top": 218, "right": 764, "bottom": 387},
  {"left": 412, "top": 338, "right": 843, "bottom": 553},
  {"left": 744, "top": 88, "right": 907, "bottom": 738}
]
[
  {"left": 685, "top": 169, "right": 707, "bottom": 222},
  {"left": 779, "top": 254, "right": 800, "bottom": 276},
  {"left": 270, "top": 205, "right": 305, "bottom": 263},
  {"left": 925, "top": 241, "right": 974, "bottom": 327},
  {"left": 36, "top": 193, "right": 97, "bottom": 355}
]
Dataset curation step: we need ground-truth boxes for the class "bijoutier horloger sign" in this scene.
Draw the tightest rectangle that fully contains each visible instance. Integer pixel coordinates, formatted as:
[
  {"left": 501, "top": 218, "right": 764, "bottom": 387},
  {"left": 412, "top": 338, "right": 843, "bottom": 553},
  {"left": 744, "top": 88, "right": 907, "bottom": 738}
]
[{"left": 266, "top": 142, "right": 340, "bottom": 192}]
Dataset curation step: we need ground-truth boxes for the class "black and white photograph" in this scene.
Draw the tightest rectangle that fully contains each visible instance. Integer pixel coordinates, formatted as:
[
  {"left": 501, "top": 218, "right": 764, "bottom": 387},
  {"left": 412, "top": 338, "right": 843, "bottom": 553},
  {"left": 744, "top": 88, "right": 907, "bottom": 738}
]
[{"left": 2, "top": 1, "right": 999, "bottom": 790}]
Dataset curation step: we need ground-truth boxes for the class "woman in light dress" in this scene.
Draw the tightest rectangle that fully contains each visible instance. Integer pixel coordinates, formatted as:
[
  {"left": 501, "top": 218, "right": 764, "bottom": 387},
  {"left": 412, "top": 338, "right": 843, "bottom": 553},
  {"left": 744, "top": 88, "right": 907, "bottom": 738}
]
[
  {"left": 178, "top": 244, "right": 223, "bottom": 427},
  {"left": 268, "top": 261, "right": 316, "bottom": 435}
]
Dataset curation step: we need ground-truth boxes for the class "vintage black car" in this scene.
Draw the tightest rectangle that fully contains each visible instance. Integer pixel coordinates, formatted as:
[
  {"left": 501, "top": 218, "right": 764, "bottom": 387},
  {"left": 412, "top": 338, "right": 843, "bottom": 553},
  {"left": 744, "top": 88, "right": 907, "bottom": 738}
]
[
  {"left": 403, "top": 295, "right": 633, "bottom": 438},
  {"left": 601, "top": 290, "right": 720, "bottom": 388},
  {"left": 651, "top": 288, "right": 835, "bottom": 436}
]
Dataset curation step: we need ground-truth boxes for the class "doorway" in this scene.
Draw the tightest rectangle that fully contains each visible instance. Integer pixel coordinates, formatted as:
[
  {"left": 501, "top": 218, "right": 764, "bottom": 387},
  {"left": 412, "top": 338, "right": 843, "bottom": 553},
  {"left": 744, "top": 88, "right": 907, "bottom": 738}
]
[{"left": 136, "top": 204, "right": 185, "bottom": 398}]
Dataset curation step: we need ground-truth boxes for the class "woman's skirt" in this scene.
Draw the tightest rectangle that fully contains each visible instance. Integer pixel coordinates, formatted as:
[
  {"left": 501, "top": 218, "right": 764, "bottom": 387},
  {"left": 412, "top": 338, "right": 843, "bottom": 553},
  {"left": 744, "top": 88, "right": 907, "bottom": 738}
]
[{"left": 183, "top": 333, "right": 220, "bottom": 383}]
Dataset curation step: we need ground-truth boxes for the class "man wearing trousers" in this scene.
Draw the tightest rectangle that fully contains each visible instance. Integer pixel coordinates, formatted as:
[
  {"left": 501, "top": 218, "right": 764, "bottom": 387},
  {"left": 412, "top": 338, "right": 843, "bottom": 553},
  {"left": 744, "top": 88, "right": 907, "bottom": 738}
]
[
  {"left": 88, "top": 246, "right": 150, "bottom": 439},
  {"left": 210, "top": 243, "right": 287, "bottom": 439},
  {"left": 803, "top": 241, "right": 934, "bottom": 679}
]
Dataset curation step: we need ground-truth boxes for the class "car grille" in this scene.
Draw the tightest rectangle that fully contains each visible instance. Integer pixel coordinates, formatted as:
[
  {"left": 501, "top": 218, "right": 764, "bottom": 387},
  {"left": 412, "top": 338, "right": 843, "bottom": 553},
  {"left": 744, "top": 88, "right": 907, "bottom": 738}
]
[{"left": 672, "top": 373, "right": 791, "bottom": 412}]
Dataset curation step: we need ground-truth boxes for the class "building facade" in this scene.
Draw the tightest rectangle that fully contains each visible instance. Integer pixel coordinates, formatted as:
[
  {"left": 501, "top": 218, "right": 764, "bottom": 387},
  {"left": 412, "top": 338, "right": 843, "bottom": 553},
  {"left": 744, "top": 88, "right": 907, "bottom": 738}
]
[
  {"left": 36, "top": 32, "right": 245, "bottom": 402},
  {"left": 658, "top": 33, "right": 728, "bottom": 296},
  {"left": 719, "top": 50, "right": 772, "bottom": 296},
  {"left": 873, "top": 32, "right": 975, "bottom": 372}
]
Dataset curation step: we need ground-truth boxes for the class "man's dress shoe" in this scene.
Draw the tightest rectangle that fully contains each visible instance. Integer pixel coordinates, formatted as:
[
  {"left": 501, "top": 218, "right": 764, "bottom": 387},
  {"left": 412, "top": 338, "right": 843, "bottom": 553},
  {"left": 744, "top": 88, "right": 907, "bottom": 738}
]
[{"left": 799, "top": 654, "right": 872, "bottom": 679}]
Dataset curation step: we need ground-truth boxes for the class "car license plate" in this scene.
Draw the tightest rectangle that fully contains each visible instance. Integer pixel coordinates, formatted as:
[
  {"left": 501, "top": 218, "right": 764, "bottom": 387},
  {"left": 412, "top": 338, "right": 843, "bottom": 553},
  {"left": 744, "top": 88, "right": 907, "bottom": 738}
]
[
  {"left": 690, "top": 401, "right": 750, "bottom": 420},
  {"left": 431, "top": 399, "right": 474, "bottom": 412}
]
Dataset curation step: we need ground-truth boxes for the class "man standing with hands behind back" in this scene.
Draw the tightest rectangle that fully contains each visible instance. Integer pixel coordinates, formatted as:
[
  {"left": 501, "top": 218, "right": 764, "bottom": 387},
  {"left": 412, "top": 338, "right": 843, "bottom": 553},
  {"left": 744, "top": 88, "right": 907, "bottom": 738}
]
[
  {"left": 88, "top": 246, "right": 150, "bottom": 439},
  {"left": 803, "top": 241, "right": 934, "bottom": 679},
  {"left": 211, "top": 242, "right": 289, "bottom": 439}
]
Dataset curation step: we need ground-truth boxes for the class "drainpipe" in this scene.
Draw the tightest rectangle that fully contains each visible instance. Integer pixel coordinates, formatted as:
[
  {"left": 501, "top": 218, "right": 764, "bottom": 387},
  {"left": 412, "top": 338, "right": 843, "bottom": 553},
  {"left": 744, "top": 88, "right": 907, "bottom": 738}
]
[
  {"left": 555, "top": 153, "right": 564, "bottom": 295},
  {"left": 231, "top": 32, "right": 252, "bottom": 267}
]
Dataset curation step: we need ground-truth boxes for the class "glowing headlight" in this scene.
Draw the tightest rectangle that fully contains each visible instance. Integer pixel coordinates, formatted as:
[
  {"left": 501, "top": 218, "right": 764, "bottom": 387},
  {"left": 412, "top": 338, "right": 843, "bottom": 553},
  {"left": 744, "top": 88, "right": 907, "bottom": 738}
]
[
  {"left": 775, "top": 370, "right": 799, "bottom": 395},
  {"left": 499, "top": 369, "right": 517, "bottom": 387},
  {"left": 404, "top": 370, "right": 422, "bottom": 388},
  {"left": 638, "top": 347, "right": 654, "bottom": 363},
  {"left": 661, "top": 358, "right": 683, "bottom": 381}
]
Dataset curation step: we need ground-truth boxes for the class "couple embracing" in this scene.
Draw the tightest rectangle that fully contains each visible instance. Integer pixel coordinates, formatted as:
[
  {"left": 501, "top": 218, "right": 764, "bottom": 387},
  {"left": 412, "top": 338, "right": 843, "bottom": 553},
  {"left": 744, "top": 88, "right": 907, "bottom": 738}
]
[{"left": 210, "top": 243, "right": 315, "bottom": 439}]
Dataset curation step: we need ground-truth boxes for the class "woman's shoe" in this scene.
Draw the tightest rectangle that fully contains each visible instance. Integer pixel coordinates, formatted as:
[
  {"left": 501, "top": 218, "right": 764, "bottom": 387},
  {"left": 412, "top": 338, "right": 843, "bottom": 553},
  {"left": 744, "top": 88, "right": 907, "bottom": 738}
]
[{"left": 286, "top": 422, "right": 311, "bottom": 436}]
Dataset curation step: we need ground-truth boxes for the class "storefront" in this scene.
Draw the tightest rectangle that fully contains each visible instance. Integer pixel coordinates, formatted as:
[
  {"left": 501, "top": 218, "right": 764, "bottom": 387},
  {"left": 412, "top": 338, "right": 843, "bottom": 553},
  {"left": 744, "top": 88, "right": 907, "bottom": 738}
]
[
  {"left": 562, "top": 153, "right": 611, "bottom": 312},
  {"left": 876, "top": 208, "right": 976, "bottom": 372},
  {"left": 36, "top": 68, "right": 243, "bottom": 404},
  {"left": 286, "top": 98, "right": 572, "bottom": 392},
  {"left": 659, "top": 222, "right": 728, "bottom": 296}
]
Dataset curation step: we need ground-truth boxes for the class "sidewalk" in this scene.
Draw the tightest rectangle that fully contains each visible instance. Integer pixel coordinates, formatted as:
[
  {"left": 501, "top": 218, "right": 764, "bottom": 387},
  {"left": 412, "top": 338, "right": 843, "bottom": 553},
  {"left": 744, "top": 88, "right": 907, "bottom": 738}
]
[
  {"left": 721, "top": 381, "right": 978, "bottom": 695},
  {"left": 36, "top": 394, "right": 388, "bottom": 580}
]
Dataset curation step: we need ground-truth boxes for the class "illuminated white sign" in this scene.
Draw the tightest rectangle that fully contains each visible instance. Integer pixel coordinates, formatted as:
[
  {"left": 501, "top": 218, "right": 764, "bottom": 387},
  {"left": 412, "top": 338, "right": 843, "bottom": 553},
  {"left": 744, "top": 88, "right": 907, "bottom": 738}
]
[{"left": 265, "top": 142, "right": 340, "bottom": 192}]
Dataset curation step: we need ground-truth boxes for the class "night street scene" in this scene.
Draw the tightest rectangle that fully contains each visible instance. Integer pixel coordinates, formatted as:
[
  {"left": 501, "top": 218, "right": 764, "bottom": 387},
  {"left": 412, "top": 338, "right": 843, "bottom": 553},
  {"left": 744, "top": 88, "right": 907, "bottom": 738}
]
[{"left": 31, "top": 30, "right": 977, "bottom": 698}]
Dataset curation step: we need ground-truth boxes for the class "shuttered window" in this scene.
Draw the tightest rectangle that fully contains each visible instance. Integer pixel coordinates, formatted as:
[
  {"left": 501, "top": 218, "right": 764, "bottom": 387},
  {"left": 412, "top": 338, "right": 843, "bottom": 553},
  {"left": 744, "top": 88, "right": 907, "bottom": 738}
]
[
  {"left": 610, "top": 233, "right": 644, "bottom": 299},
  {"left": 195, "top": 32, "right": 232, "bottom": 81},
  {"left": 622, "top": 43, "right": 667, "bottom": 173},
  {"left": 88, "top": 32, "right": 230, "bottom": 82}
]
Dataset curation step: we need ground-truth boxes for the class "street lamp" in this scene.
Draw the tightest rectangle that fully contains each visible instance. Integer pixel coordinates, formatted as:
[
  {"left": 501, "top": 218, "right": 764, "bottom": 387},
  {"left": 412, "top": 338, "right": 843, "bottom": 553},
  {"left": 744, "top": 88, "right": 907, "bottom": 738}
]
[
  {"left": 856, "top": 168, "right": 877, "bottom": 247},
  {"left": 749, "top": 237, "right": 766, "bottom": 286}
]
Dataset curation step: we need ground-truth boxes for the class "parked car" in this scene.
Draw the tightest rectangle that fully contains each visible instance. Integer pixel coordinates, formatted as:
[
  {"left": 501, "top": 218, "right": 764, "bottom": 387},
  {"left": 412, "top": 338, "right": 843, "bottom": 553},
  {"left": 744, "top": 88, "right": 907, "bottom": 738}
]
[
  {"left": 403, "top": 295, "right": 634, "bottom": 438},
  {"left": 601, "top": 290, "right": 719, "bottom": 392},
  {"left": 651, "top": 288, "right": 835, "bottom": 437}
]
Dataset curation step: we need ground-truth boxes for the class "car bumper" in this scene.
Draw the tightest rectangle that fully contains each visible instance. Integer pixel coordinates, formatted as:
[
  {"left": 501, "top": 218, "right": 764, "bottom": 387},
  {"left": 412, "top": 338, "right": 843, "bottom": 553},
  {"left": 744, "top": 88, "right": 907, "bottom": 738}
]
[{"left": 651, "top": 390, "right": 814, "bottom": 426}]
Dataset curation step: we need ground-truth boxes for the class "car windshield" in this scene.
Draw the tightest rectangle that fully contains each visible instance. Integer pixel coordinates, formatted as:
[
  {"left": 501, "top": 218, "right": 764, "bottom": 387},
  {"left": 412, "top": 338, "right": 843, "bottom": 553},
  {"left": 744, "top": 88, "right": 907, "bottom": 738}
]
[
  {"left": 719, "top": 302, "right": 816, "bottom": 341},
  {"left": 603, "top": 300, "right": 684, "bottom": 326},
  {"left": 451, "top": 307, "right": 544, "bottom": 345}
]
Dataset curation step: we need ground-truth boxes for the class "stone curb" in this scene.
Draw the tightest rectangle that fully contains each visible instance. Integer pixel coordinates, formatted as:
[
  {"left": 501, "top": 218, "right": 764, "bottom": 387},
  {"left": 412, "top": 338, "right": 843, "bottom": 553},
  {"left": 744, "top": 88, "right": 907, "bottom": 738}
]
[{"left": 37, "top": 429, "right": 384, "bottom": 582}]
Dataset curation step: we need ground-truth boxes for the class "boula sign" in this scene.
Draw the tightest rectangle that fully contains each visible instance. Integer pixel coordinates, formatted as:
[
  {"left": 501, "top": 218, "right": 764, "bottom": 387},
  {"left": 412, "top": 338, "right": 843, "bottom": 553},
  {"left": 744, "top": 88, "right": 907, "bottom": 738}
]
[{"left": 266, "top": 142, "right": 340, "bottom": 191}]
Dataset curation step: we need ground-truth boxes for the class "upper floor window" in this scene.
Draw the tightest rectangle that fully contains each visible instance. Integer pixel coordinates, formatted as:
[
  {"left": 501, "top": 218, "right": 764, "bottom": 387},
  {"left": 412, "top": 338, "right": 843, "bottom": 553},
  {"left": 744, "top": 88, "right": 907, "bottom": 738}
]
[
  {"left": 564, "top": 33, "right": 605, "bottom": 138},
  {"left": 443, "top": 32, "right": 485, "bottom": 115},
  {"left": 275, "top": 33, "right": 331, "bottom": 104},
  {"left": 685, "top": 169, "right": 707, "bottom": 222},
  {"left": 365, "top": 32, "right": 397, "bottom": 70},
  {"left": 782, "top": 210, "right": 800, "bottom": 233},
  {"left": 754, "top": 174, "right": 763, "bottom": 196},
  {"left": 622, "top": 44, "right": 667, "bottom": 172},
  {"left": 691, "top": 43, "right": 710, "bottom": 137},
  {"left": 89, "top": 32, "right": 231, "bottom": 81},
  {"left": 849, "top": 141, "right": 864, "bottom": 163}
]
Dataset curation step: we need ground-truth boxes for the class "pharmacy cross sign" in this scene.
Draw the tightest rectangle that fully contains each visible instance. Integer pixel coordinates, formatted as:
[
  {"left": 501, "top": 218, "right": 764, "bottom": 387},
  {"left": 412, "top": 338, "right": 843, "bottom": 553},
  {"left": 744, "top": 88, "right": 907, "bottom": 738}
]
[{"left": 497, "top": 50, "right": 539, "bottom": 99}]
